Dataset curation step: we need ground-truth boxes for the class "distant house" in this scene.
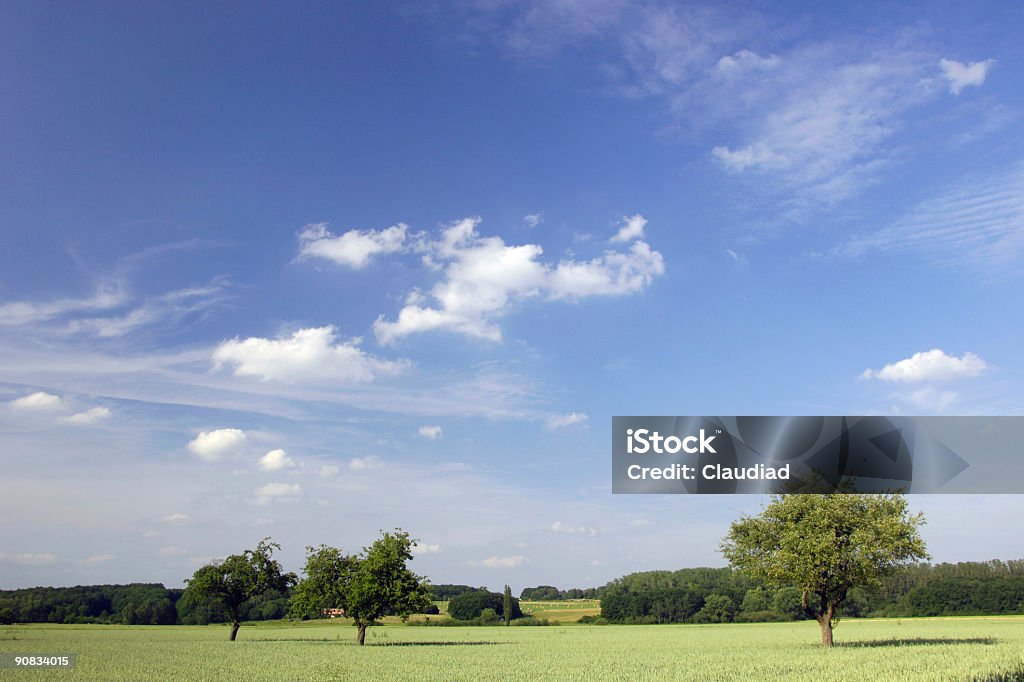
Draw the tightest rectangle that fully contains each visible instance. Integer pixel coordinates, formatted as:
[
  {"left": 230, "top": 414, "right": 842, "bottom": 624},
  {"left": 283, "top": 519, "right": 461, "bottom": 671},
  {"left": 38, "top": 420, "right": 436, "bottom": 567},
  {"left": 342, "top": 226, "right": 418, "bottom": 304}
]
[{"left": 321, "top": 608, "right": 346, "bottom": 619}]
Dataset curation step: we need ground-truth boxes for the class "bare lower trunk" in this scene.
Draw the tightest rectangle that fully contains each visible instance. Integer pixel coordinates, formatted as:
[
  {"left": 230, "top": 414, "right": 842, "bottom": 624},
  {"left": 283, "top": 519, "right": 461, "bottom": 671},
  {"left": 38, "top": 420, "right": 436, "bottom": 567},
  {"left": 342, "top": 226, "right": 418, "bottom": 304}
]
[
  {"left": 229, "top": 621, "right": 240, "bottom": 641},
  {"left": 356, "top": 622, "right": 367, "bottom": 646},
  {"left": 818, "top": 617, "right": 833, "bottom": 648}
]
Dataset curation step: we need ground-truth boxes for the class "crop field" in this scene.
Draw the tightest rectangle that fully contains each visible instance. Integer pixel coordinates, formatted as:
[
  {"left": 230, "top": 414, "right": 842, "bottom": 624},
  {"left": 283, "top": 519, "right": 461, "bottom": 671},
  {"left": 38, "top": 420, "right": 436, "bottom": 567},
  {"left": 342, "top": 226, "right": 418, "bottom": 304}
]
[
  {"left": 2, "top": 617, "right": 1023, "bottom": 681},
  {"left": 520, "top": 599, "right": 601, "bottom": 622}
]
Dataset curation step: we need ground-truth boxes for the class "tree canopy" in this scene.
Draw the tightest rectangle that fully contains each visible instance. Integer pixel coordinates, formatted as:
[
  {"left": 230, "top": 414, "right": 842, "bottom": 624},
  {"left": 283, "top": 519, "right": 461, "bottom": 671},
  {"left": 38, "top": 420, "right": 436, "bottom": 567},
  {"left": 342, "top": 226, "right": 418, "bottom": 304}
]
[
  {"left": 721, "top": 493, "right": 928, "bottom": 647},
  {"left": 288, "top": 544, "right": 357, "bottom": 621},
  {"left": 182, "top": 538, "right": 295, "bottom": 641}
]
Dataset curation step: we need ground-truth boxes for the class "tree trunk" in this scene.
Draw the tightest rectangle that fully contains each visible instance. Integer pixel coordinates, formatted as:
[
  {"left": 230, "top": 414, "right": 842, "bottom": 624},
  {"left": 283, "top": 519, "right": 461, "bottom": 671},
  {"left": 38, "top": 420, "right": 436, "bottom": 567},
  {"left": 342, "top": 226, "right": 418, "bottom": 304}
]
[
  {"left": 229, "top": 621, "right": 240, "bottom": 641},
  {"left": 818, "top": 616, "right": 833, "bottom": 648},
  {"left": 356, "top": 622, "right": 367, "bottom": 646},
  {"left": 817, "top": 603, "right": 836, "bottom": 648}
]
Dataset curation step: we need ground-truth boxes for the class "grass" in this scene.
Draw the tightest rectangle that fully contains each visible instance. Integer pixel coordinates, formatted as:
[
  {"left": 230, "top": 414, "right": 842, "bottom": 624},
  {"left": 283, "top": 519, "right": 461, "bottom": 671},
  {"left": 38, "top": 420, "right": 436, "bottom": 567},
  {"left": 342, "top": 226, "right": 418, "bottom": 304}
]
[{"left": 2, "top": 616, "right": 1023, "bottom": 680}]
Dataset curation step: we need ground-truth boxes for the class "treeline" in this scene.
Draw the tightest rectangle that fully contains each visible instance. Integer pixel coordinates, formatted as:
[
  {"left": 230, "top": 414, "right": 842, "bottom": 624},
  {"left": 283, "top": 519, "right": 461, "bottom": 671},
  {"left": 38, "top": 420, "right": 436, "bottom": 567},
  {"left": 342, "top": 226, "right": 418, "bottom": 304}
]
[
  {"left": 0, "top": 584, "right": 180, "bottom": 625},
  {"left": 598, "top": 560, "right": 1024, "bottom": 624},
  {"left": 0, "top": 584, "right": 291, "bottom": 626},
  {"left": 519, "top": 585, "right": 603, "bottom": 601}
]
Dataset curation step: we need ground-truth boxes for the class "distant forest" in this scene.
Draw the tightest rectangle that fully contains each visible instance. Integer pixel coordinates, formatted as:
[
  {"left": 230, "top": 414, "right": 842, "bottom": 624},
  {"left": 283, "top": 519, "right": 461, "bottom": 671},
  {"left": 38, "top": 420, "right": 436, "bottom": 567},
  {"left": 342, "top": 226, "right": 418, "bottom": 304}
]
[{"left": 2, "top": 560, "right": 1022, "bottom": 625}]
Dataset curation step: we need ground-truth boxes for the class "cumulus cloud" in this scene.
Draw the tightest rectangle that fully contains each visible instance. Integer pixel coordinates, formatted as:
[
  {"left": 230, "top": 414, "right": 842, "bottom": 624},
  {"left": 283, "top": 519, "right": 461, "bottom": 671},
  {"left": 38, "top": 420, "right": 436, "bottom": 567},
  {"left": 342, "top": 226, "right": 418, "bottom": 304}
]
[
  {"left": 547, "top": 412, "right": 589, "bottom": 429},
  {"left": 471, "top": 555, "right": 527, "bottom": 568},
  {"left": 940, "top": 58, "right": 995, "bottom": 95},
  {"left": 550, "top": 521, "right": 598, "bottom": 537},
  {"left": 9, "top": 391, "right": 62, "bottom": 410},
  {"left": 255, "top": 482, "right": 302, "bottom": 504},
  {"left": 187, "top": 428, "right": 247, "bottom": 461},
  {"left": 213, "top": 326, "right": 408, "bottom": 384},
  {"left": 162, "top": 513, "right": 188, "bottom": 524},
  {"left": 860, "top": 349, "right": 987, "bottom": 383},
  {"left": 350, "top": 455, "right": 384, "bottom": 471},
  {"left": 64, "top": 407, "right": 112, "bottom": 424},
  {"left": 609, "top": 214, "right": 647, "bottom": 243},
  {"left": 412, "top": 543, "right": 442, "bottom": 555},
  {"left": 258, "top": 449, "right": 296, "bottom": 471},
  {"left": 373, "top": 217, "right": 664, "bottom": 344},
  {"left": 297, "top": 222, "right": 407, "bottom": 269},
  {"left": 418, "top": 425, "right": 443, "bottom": 439}
]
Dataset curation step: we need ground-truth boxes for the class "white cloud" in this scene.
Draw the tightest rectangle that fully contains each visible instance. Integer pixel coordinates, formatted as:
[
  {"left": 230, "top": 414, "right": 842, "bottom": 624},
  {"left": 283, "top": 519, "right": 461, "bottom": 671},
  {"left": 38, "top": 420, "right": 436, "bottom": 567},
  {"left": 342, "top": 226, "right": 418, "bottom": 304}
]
[
  {"left": 81, "top": 554, "right": 114, "bottom": 565},
  {"left": 159, "top": 546, "right": 187, "bottom": 557},
  {"left": 297, "top": 222, "right": 407, "bottom": 269},
  {"left": 860, "top": 349, "right": 987, "bottom": 383},
  {"left": 318, "top": 464, "right": 341, "bottom": 478},
  {"left": 547, "top": 412, "right": 589, "bottom": 429},
  {"left": 411, "top": 543, "right": 442, "bottom": 555},
  {"left": 610, "top": 214, "right": 647, "bottom": 243},
  {"left": 716, "top": 49, "right": 779, "bottom": 73},
  {"left": 9, "top": 391, "right": 62, "bottom": 410},
  {"left": 523, "top": 213, "right": 543, "bottom": 228},
  {"left": 940, "top": 58, "right": 995, "bottom": 95},
  {"left": 0, "top": 552, "right": 58, "bottom": 565},
  {"left": 906, "top": 386, "right": 959, "bottom": 413},
  {"left": 162, "top": 513, "right": 188, "bottom": 524},
  {"left": 550, "top": 521, "right": 598, "bottom": 537},
  {"left": 187, "top": 428, "right": 247, "bottom": 461},
  {"left": 724, "top": 249, "right": 747, "bottom": 264},
  {"left": 0, "top": 287, "right": 125, "bottom": 327},
  {"left": 258, "top": 448, "right": 295, "bottom": 471},
  {"left": 547, "top": 240, "right": 664, "bottom": 299},
  {"left": 373, "top": 217, "right": 664, "bottom": 344},
  {"left": 470, "top": 555, "right": 527, "bottom": 568},
  {"left": 418, "top": 425, "right": 443, "bottom": 439},
  {"left": 213, "top": 326, "right": 408, "bottom": 384},
  {"left": 255, "top": 482, "right": 302, "bottom": 504},
  {"left": 64, "top": 406, "right": 111, "bottom": 424},
  {"left": 62, "top": 282, "right": 229, "bottom": 338},
  {"left": 835, "top": 163, "right": 1024, "bottom": 267},
  {"left": 350, "top": 455, "right": 384, "bottom": 471}
]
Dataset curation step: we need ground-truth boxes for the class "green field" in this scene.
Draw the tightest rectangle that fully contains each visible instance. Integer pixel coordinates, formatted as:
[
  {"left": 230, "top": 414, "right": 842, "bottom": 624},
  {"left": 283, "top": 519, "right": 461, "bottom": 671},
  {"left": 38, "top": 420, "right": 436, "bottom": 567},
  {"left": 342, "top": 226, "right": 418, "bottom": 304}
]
[{"left": 3, "top": 617, "right": 1023, "bottom": 681}]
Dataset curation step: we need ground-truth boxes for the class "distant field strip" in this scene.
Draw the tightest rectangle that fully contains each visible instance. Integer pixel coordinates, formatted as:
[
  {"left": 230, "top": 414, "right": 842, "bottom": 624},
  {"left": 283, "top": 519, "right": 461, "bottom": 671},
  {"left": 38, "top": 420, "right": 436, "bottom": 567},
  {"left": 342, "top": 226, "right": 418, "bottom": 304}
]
[{"left": 2, "top": 617, "right": 1023, "bottom": 681}]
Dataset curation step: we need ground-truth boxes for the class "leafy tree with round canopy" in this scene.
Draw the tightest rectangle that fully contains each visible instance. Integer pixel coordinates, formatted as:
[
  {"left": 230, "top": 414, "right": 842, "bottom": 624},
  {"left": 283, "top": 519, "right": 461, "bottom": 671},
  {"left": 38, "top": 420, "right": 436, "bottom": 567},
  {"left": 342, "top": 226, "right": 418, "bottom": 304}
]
[
  {"left": 721, "top": 493, "right": 927, "bottom": 647},
  {"left": 183, "top": 538, "right": 295, "bottom": 641},
  {"left": 345, "top": 529, "right": 431, "bottom": 645},
  {"left": 288, "top": 544, "right": 357, "bottom": 620}
]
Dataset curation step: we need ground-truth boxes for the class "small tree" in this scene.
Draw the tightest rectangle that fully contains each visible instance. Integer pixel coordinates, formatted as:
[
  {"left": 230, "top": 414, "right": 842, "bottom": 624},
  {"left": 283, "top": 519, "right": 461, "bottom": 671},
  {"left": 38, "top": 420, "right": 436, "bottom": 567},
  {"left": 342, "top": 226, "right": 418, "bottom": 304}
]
[
  {"left": 345, "top": 529, "right": 431, "bottom": 645},
  {"left": 721, "top": 493, "right": 927, "bottom": 647},
  {"left": 183, "top": 538, "right": 295, "bottom": 641},
  {"left": 503, "top": 585, "right": 512, "bottom": 625},
  {"left": 288, "top": 544, "right": 358, "bottom": 620}
]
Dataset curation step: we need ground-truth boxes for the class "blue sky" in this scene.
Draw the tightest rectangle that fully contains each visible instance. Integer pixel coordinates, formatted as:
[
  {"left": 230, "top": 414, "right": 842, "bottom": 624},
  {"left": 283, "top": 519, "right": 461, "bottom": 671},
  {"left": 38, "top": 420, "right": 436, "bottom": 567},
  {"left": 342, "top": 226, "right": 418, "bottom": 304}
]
[{"left": 2, "top": 1, "right": 1023, "bottom": 590}]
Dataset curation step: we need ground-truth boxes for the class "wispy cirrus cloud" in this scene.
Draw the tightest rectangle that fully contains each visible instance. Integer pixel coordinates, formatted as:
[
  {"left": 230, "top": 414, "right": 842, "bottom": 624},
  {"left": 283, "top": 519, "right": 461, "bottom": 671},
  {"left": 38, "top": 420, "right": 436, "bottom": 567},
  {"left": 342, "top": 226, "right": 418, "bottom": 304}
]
[{"left": 836, "top": 163, "right": 1024, "bottom": 267}]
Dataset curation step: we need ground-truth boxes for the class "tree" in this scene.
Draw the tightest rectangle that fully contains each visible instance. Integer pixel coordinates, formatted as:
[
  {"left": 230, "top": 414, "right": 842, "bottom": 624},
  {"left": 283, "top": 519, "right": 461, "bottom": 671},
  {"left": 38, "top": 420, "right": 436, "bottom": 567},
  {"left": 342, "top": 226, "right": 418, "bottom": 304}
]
[
  {"left": 721, "top": 493, "right": 927, "bottom": 647},
  {"left": 288, "top": 545, "right": 358, "bottom": 620},
  {"left": 503, "top": 585, "right": 512, "bottom": 626},
  {"left": 345, "top": 529, "right": 431, "bottom": 645},
  {"left": 183, "top": 538, "right": 295, "bottom": 641}
]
